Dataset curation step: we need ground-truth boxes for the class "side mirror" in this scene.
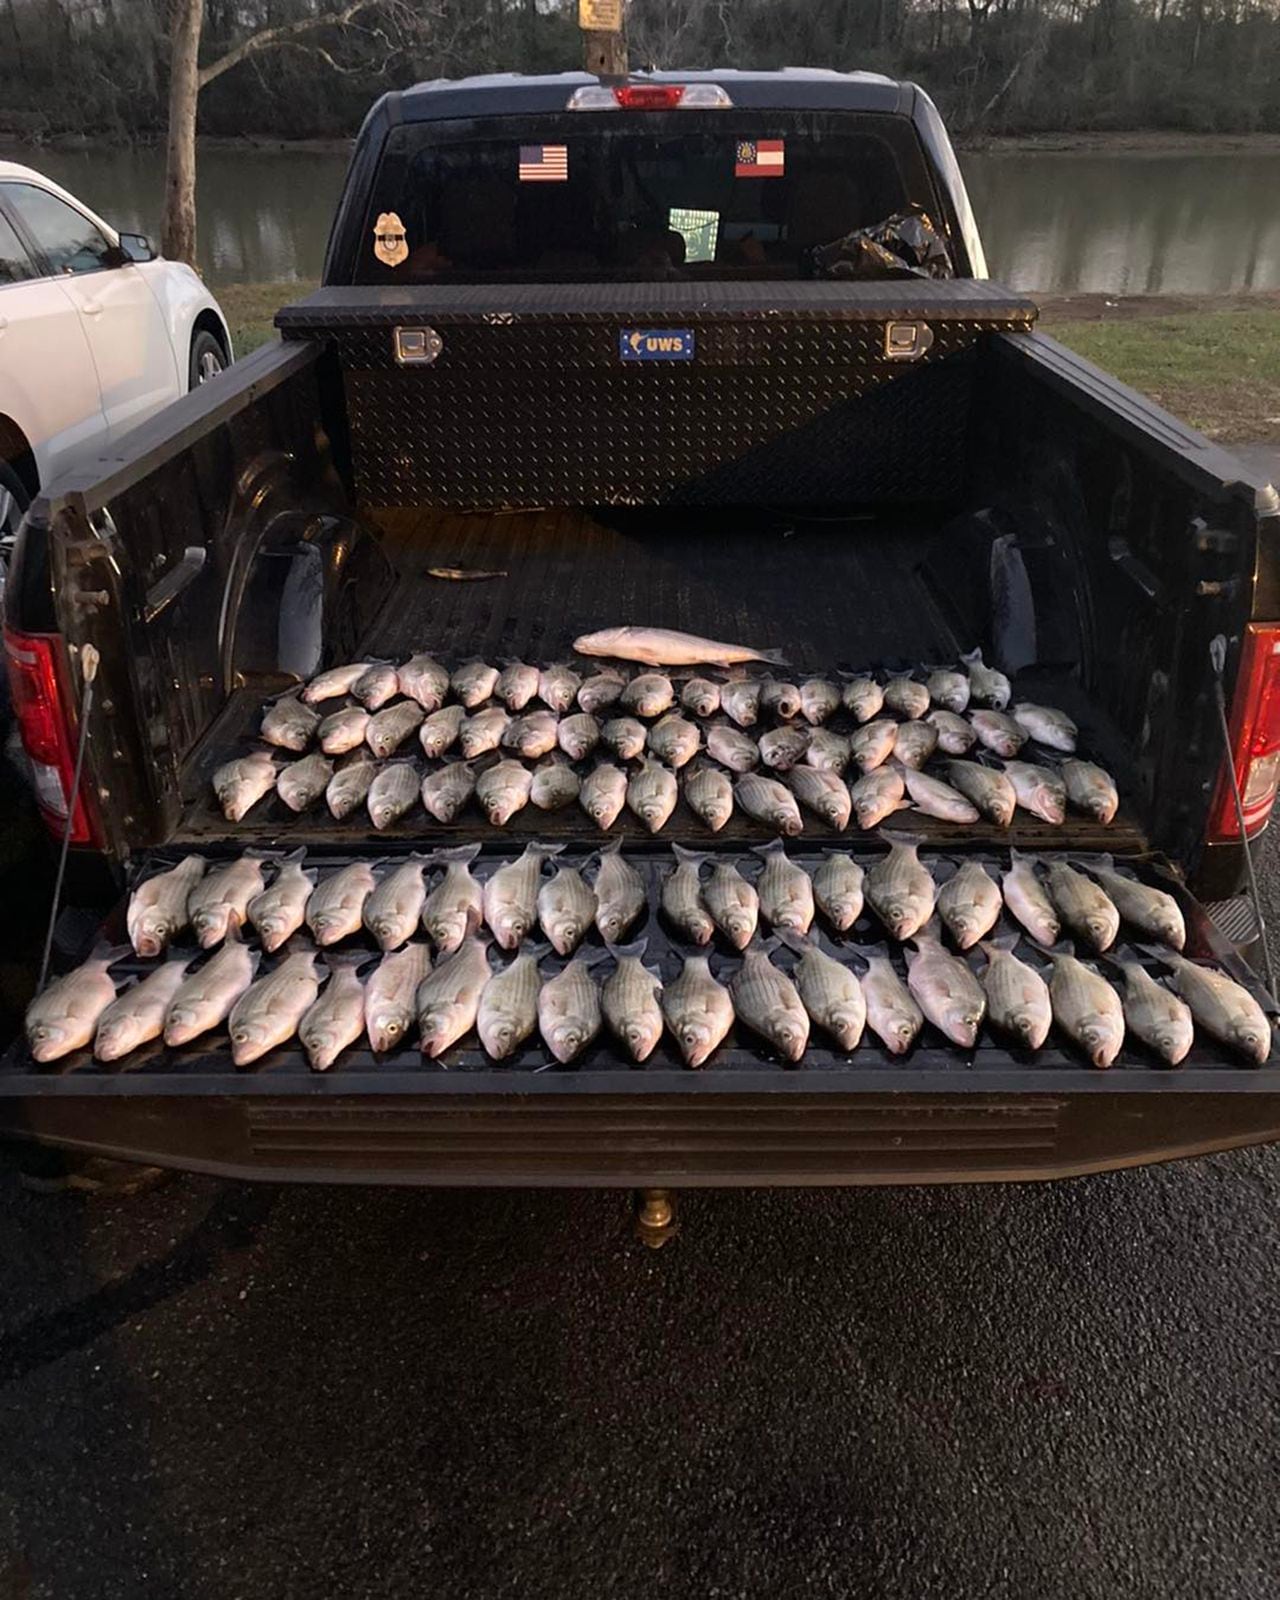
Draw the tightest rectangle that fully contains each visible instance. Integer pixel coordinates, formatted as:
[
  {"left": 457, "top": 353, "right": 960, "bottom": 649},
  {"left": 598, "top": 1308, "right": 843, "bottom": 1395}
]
[{"left": 116, "top": 232, "right": 156, "bottom": 264}]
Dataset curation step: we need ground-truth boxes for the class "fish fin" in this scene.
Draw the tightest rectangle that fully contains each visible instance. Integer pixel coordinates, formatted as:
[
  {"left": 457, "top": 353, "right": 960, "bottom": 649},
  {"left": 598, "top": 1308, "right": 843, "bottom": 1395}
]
[
  {"left": 878, "top": 828, "right": 923, "bottom": 849},
  {"left": 277, "top": 845, "right": 308, "bottom": 863},
  {"left": 1135, "top": 942, "right": 1182, "bottom": 967},
  {"left": 88, "top": 942, "right": 133, "bottom": 969},
  {"left": 598, "top": 838, "right": 624, "bottom": 858},
  {"left": 978, "top": 932, "right": 1021, "bottom": 959},
  {"left": 324, "top": 952, "right": 376, "bottom": 975},
  {"left": 671, "top": 843, "right": 708, "bottom": 867},
  {"left": 606, "top": 938, "right": 648, "bottom": 961},
  {"left": 772, "top": 927, "right": 813, "bottom": 957},
  {"left": 754, "top": 648, "right": 789, "bottom": 666},
  {"left": 430, "top": 842, "right": 483, "bottom": 865},
  {"left": 750, "top": 837, "right": 788, "bottom": 859},
  {"left": 960, "top": 647, "right": 983, "bottom": 667},
  {"left": 1042, "top": 939, "right": 1077, "bottom": 958}
]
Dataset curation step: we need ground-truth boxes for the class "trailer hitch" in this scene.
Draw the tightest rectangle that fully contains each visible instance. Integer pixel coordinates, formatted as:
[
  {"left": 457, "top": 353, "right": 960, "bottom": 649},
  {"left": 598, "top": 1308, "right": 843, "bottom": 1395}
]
[{"left": 634, "top": 1189, "right": 679, "bottom": 1249}]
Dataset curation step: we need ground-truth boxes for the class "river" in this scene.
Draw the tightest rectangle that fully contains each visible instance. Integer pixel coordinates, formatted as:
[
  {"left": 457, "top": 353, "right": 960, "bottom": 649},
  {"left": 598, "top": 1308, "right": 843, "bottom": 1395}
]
[{"left": 4, "top": 141, "right": 1280, "bottom": 295}]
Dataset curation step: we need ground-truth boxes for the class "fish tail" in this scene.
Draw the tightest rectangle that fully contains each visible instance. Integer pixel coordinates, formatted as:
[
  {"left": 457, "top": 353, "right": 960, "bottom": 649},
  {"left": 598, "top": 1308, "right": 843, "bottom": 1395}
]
[
  {"left": 90, "top": 942, "right": 133, "bottom": 968},
  {"left": 430, "top": 842, "right": 483, "bottom": 864},
  {"left": 671, "top": 843, "right": 709, "bottom": 867},
  {"left": 606, "top": 937, "right": 648, "bottom": 961},
  {"left": 960, "top": 647, "right": 983, "bottom": 666},
  {"left": 755, "top": 648, "right": 789, "bottom": 667},
  {"left": 772, "top": 927, "right": 812, "bottom": 957}
]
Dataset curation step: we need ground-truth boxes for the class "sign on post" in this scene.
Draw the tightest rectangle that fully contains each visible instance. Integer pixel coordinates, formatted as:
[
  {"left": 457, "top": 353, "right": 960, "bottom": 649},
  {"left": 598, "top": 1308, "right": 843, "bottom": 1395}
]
[{"left": 579, "top": 0, "right": 623, "bottom": 28}]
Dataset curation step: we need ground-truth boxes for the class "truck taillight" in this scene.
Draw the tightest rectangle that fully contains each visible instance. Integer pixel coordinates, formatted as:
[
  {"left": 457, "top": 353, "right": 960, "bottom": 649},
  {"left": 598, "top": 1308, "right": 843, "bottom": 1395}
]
[
  {"left": 566, "top": 84, "right": 732, "bottom": 111},
  {"left": 3, "top": 626, "right": 97, "bottom": 845},
  {"left": 1209, "top": 623, "right": 1280, "bottom": 841}
]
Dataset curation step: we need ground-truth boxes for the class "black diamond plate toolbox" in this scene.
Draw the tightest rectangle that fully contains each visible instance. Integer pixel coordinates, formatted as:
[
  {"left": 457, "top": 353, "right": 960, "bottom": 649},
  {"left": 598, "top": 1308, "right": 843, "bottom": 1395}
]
[{"left": 277, "top": 281, "right": 1036, "bottom": 509}]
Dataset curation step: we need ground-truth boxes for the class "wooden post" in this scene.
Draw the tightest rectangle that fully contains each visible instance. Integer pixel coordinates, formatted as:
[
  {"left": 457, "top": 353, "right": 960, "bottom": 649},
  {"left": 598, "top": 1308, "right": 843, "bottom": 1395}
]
[{"left": 580, "top": 0, "right": 627, "bottom": 77}]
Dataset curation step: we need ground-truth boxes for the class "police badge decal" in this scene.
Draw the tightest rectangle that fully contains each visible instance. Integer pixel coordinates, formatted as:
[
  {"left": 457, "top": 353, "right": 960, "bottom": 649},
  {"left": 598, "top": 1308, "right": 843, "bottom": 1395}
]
[{"left": 373, "top": 212, "right": 408, "bottom": 268}]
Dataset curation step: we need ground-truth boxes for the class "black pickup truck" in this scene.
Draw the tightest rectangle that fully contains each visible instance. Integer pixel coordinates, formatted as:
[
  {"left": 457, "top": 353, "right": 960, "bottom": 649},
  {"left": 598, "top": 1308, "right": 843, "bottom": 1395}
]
[{"left": 4, "top": 68, "right": 1280, "bottom": 1188}]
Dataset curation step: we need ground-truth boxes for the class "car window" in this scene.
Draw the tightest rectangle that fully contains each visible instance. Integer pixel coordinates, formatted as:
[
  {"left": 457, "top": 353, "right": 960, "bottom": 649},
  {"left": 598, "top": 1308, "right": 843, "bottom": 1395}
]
[
  {"left": 0, "top": 210, "right": 35, "bottom": 285},
  {"left": 1, "top": 182, "right": 113, "bottom": 276}
]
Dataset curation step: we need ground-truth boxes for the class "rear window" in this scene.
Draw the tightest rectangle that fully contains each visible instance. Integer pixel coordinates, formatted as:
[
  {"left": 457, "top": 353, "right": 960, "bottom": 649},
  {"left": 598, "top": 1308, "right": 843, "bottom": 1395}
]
[{"left": 354, "top": 111, "right": 933, "bottom": 284}]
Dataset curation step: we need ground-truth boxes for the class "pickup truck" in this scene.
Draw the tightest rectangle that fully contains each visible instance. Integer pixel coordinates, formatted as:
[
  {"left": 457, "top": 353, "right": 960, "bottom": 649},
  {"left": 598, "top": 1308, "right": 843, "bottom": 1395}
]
[{"left": 4, "top": 68, "right": 1280, "bottom": 1190}]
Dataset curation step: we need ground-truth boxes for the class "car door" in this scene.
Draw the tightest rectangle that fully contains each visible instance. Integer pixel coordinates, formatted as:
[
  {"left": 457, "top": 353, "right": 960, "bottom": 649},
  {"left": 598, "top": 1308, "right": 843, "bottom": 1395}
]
[
  {"left": 1, "top": 180, "right": 181, "bottom": 439},
  {"left": 0, "top": 199, "right": 106, "bottom": 487}
]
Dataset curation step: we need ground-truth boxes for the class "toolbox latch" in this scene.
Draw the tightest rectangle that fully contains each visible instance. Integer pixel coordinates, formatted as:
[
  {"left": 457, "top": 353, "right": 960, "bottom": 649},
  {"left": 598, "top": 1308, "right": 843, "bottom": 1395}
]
[
  {"left": 394, "top": 326, "right": 444, "bottom": 366},
  {"left": 883, "top": 321, "right": 934, "bottom": 361}
]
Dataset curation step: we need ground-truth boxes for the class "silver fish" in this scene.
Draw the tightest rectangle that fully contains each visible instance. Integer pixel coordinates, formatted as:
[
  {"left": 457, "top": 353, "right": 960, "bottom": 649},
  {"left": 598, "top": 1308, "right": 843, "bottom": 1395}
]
[
  {"left": 351, "top": 662, "right": 400, "bottom": 711},
  {"left": 799, "top": 678, "right": 841, "bottom": 726},
  {"left": 960, "top": 647, "right": 1011, "bottom": 710},
  {"left": 788, "top": 766, "right": 852, "bottom": 830},
  {"left": 163, "top": 935, "right": 260, "bottom": 1048},
  {"left": 706, "top": 722, "right": 759, "bottom": 773},
  {"left": 849, "top": 719, "right": 898, "bottom": 774},
  {"left": 1004, "top": 761, "right": 1067, "bottom": 824},
  {"left": 495, "top": 661, "right": 540, "bottom": 713},
  {"left": 759, "top": 725, "right": 810, "bottom": 772},
  {"left": 753, "top": 839, "right": 815, "bottom": 934},
  {"left": 459, "top": 706, "right": 511, "bottom": 759},
  {"left": 368, "top": 761, "right": 420, "bottom": 830},
  {"left": 247, "top": 851, "right": 316, "bottom": 953},
  {"left": 734, "top": 773, "right": 803, "bottom": 837},
  {"left": 580, "top": 762, "right": 628, "bottom": 830},
  {"left": 622, "top": 672, "right": 675, "bottom": 719},
  {"left": 504, "top": 709, "right": 559, "bottom": 760},
  {"left": 1087, "top": 857, "right": 1185, "bottom": 949},
  {"left": 926, "top": 669, "right": 970, "bottom": 715},
  {"left": 537, "top": 663, "right": 581, "bottom": 714},
  {"left": 661, "top": 954, "right": 734, "bottom": 1068},
  {"left": 905, "top": 926, "right": 986, "bottom": 1048},
  {"left": 213, "top": 750, "right": 276, "bottom": 821},
  {"left": 892, "top": 721, "right": 938, "bottom": 771},
  {"left": 1013, "top": 702, "right": 1078, "bottom": 753},
  {"left": 936, "top": 861, "right": 1001, "bottom": 949},
  {"left": 720, "top": 677, "right": 762, "bottom": 728},
  {"left": 813, "top": 853, "right": 865, "bottom": 931},
  {"left": 1045, "top": 860, "right": 1119, "bottom": 952},
  {"left": 572, "top": 626, "right": 785, "bottom": 668},
  {"left": 537, "top": 864, "right": 597, "bottom": 956},
  {"left": 601, "top": 717, "right": 648, "bottom": 760},
  {"left": 602, "top": 940, "right": 664, "bottom": 1062},
  {"left": 26, "top": 943, "right": 125, "bottom": 1062},
  {"left": 578, "top": 671, "right": 628, "bottom": 715},
  {"left": 842, "top": 676, "right": 884, "bottom": 723},
  {"left": 661, "top": 845, "right": 714, "bottom": 945},
  {"left": 883, "top": 673, "right": 930, "bottom": 721},
  {"left": 681, "top": 677, "right": 722, "bottom": 718},
  {"left": 367, "top": 700, "right": 427, "bottom": 759},
  {"left": 1048, "top": 948, "right": 1125, "bottom": 1067},
  {"left": 979, "top": 936, "right": 1052, "bottom": 1050},
  {"left": 190, "top": 853, "right": 270, "bottom": 949},
  {"left": 476, "top": 759, "right": 533, "bottom": 826},
  {"left": 1062, "top": 760, "right": 1119, "bottom": 825},
  {"left": 364, "top": 854, "right": 431, "bottom": 950},
  {"left": 326, "top": 754, "right": 377, "bottom": 820},
  {"left": 94, "top": 956, "right": 191, "bottom": 1062},
  {"left": 417, "top": 935, "right": 491, "bottom": 1057},
  {"left": 849, "top": 767, "right": 906, "bottom": 830},
  {"left": 260, "top": 694, "right": 319, "bottom": 753},
  {"left": 558, "top": 713, "right": 602, "bottom": 761},
  {"left": 302, "top": 662, "right": 372, "bottom": 704},
  {"left": 1001, "top": 851, "right": 1061, "bottom": 945},
  {"left": 452, "top": 659, "right": 500, "bottom": 708},
  {"left": 926, "top": 708, "right": 975, "bottom": 755},
  {"left": 1112, "top": 959, "right": 1193, "bottom": 1066},
  {"left": 299, "top": 955, "right": 368, "bottom": 1072},
  {"left": 803, "top": 729, "right": 852, "bottom": 773},
  {"left": 277, "top": 752, "right": 334, "bottom": 813},
  {"left": 530, "top": 755, "right": 581, "bottom": 811},
  {"left": 538, "top": 956, "right": 604, "bottom": 1062},
  {"left": 859, "top": 950, "right": 923, "bottom": 1055},
  {"left": 684, "top": 763, "right": 734, "bottom": 833},
  {"left": 866, "top": 834, "right": 936, "bottom": 941},
  {"left": 627, "top": 759, "right": 678, "bottom": 833},
  {"left": 365, "top": 943, "right": 431, "bottom": 1052},
  {"left": 776, "top": 931, "right": 865, "bottom": 1050},
  {"left": 648, "top": 713, "right": 700, "bottom": 769},
  {"left": 970, "top": 709, "right": 1026, "bottom": 758},
  {"left": 484, "top": 843, "right": 563, "bottom": 950},
  {"left": 228, "top": 950, "right": 322, "bottom": 1067},
  {"left": 128, "top": 854, "right": 205, "bottom": 959},
  {"left": 1159, "top": 952, "right": 1272, "bottom": 1063},
  {"left": 418, "top": 704, "right": 466, "bottom": 759},
  {"left": 477, "top": 948, "right": 542, "bottom": 1060},
  {"left": 421, "top": 761, "right": 476, "bottom": 824},
  {"left": 317, "top": 705, "right": 370, "bottom": 755},
  {"left": 397, "top": 653, "right": 450, "bottom": 711},
  {"left": 306, "top": 861, "right": 377, "bottom": 946},
  {"left": 705, "top": 861, "right": 760, "bottom": 950},
  {"left": 899, "top": 763, "right": 979, "bottom": 825},
  {"left": 730, "top": 945, "right": 809, "bottom": 1063},
  {"left": 946, "top": 760, "right": 1016, "bottom": 826},
  {"left": 593, "top": 839, "right": 645, "bottom": 942},
  {"left": 755, "top": 681, "right": 799, "bottom": 725},
  {"left": 421, "top": 843, "right": 484, "bottom": 953}
]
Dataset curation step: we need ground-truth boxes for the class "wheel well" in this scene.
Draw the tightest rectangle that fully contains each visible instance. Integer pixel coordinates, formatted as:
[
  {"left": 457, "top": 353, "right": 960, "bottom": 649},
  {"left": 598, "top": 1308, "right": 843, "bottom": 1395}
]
[
  {"left": 192, "top": 309, "right": 231, "bottom": 362},
  {"left": 0, "top": 415, "right": 38, "bottom": 499}
]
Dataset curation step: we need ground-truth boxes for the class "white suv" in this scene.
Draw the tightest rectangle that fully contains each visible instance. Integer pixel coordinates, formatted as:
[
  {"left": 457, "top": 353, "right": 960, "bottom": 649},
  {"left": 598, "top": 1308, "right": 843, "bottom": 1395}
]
[{"left": 0, "top": 161, "right": 231, "bottom": 534}]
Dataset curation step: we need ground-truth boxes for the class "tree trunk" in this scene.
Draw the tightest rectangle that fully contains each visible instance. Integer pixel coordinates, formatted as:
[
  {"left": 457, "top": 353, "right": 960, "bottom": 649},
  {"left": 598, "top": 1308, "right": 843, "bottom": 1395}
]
[{"left": 163, "top": 0, "right": 204, "bottom": 266}]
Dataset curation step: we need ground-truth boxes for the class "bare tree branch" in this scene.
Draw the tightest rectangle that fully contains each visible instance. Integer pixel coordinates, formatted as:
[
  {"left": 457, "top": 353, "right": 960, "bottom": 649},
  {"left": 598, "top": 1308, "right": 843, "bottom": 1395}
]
[{"left": 197, "top": 0, "right": 378, "bottom": 88}]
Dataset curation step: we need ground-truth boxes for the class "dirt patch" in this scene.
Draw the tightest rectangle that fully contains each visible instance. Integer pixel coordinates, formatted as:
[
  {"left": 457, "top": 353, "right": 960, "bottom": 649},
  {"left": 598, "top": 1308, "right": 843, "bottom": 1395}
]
[{"left": 1036, "top": 290, "right": 1280, "bottom": 322}]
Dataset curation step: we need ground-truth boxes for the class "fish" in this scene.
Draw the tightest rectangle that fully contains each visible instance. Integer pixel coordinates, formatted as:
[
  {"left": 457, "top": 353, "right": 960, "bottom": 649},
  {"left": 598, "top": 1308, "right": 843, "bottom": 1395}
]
[
  {"left": 421, "top": 761, "right": 476, "bottom": 824},
  {"left": 163, "top": 934, "right": 260, "bottom": 1048},
  {"left": 351, "top": 662, "right": 400, "bottom": 711},
  {"left": 477, "top": 947, "right": 544, "bottom": 1060},
  {"left": 367, "top": 700, "right": 427, "bottom": 759},
  {"left": 969, "top": 709, "right": 1027, "bottom": 758},
  {"left": 720, "top": 677, "right": 762, "bottom": 728},
  {"left": 451, "top": 659, "right": 500, "bottom": 708},
  {"left": 476, "top": 759, "right": 534, "bottom": 826},
  {"left": 705, "top": 861, "right": 760, "bottom": 950},
  {"left": 302, "top": 662, "right": 372, "bottom": 704},
  {"left": 661, "top": 845, "right": 714, "bottom": 945},
  {"left": 397, "top": 653, "right": 450, "bottom": 711},
  {"left": 602, "top": 939, "right": 664, "bottom": 1062},
  {"left": 458, "top": 706, "right": 511, "bottom": 759},
  {"left": 799, "top": 678, "right": 841, "bottom": 726},
  {"left": 1044, "top": 859, "right": 1119, "bottom": 951},
  {"left": 299, "top": 955, "right": 368, "bottom": 1071},
  {"left": 483, "top": 843, "right": 563, "bottom": 950},
  {"left": 189, "top": 852, "right": 271, "bottom": 949},
  {"left": 661, "top": 955, "right": 735, "bottom": 1068},
  {"left": 753, "top": 839, "right": 816, "bottom": 934},
  {"left": 228, "top": 950, "right": 322, "bottom": 1067},
  {"left": 421, "top": 843, "right": 484, "bottom": 953},
  {"left": 495, "top": 661, "right": 540, "bottom": 713},
  {"left": 418, "top": 704, "right": 465, "bottom": 759},
  {"left": 759, "top": 725, "right": 810, "bottom": 772},
  {"left": 647, "top": 713, "right": 700, "bottom": 769},
  {"left": 1109, "top": 957, "right": 1193, "bottom": 1066},
  {"left": 978, "top": 935, "right": 1052, "bottom": 1050},
  {"left": 1001, "top": 850, "right": 1061, "bottom": 946},
  {"left": 559, "top": 713, "right": 603, "bottom": 761},
  {"left": 26, "top": 943, "right": 127, "bottom": 1062},
  {"left": 504, "top": 709, "right": 559, "bottom": 760},
  {"left": 627, "top": 759, "right": 679, "bottom": 833},
  {"left": 1082, "top": 856, "right": 1184, "bottom": 949},
  {"left": 621, "top": 672, "right": 675, "bottom": 719},
  {"left": 306, "top": 860, "right": 378, "bottom": 946},
  {"left": 260, "top": 694, "right": 319, "bottom": 752},
  {"left": 213, "top": 750, "right": 277, "bottom": 821},
  {"left": 734, "top": 774, "right": 803, "bottom": 836},
  {"left": 580, "top": 763, "right": 628, "bottom": 830},
  {"left": 94, "top": 956, "right": 192, "bottom": 1062},
  {"left": 803, "top": 729, "right": 852, "bottom": 774},
  {"left": 683, "top": 763, "right": 734, "bottom": 833},
  {"left": 706, "top": 722, "right": 759, "bottom": 773},
  {"left": 1047, "top": 946, "right": 1125, "bottom": 1067},
  {"left": 1004, "top": 761, "right": 1067, "bottom": 824},
  {"left": 364, "top": 854, "right": 431, "bottom": 950},
  {"left": 729, "top": 943, "right": 809, "bottom": 1063},
  {"left": 530, "top": 755, "right": 581, "bottom": 812},
  {"left": 905, "top": 924, "right": 986, "bottom": 1048},
  {"left": 788, "top": 766, "right": 852, "bottom": 830},
  {"left": 416, "top": 935, "right": 491, "bottom": 1057},
  {"left": 326, "top": 753, "right": 377, "bottom": 820},
  {"left": 926, "top": 709, "right": 976, "bottom": 755},
  {"left": 593, "top": 839, "right": 646, "bottom": 942},
  {"left": 367, "top": 761, "right": 420, "bottom": 830},
  {"left": 842, "top": 676, "right": 885, "bottom": 723},
  {"left": 276, "top": 752, "right": 334, "bottom": 813},
  {"left": 926, "top": 669, "right": 970, "bottom": 715},
  {"left": 365, "top": 943, "right": 432, "bottom": 1052},
  {"left": 898, "top": 763, "right": 979, "bottom": 825},
  {"left": 960, "top": 647, "right": 1011, "bottom": 710},
  {"left": 317, "top": 705, "right": 370, "bottom": 756},
  {"left": 573, "top": 626, "right": 786, "bottom": 668},
  {"left": 849, "top": 767, "right": 907, "bottom": 830},
  {"left": 945, "top": 760, "right": 1017, "bottom": 827},
  {"left": 937, "top": 861, "right": 1002, "bottom": 949},
  {"left": 247, "top": 849, "right": 317, "bottom": 953},
  {"left": 1012, "top": 702, "right": 1078, "bottom": 753},
  {"left": 601, "top": 717, "right": 648, "bottom": 760},
  {"left": 812, "top": 853, "right": 865, "bottom": 931},
  {"left": 883, "top": 673, "right": 930, "bottom": 720},
  {"left": 681, "top": 677, "right": 722, "bottom": 718},
  {"left": 892, "top": 721, "right": 938, "bottom": 771},
  {"left": 128, "top": 854, "right": 205, "bottom": 958},
  {"left": 1153, "top": 950, "right": 1273, "bottom": 1063},
  {"left": 760, "top": 678, "right": 802, "bottom": 721},
  {"left": 775, "top": 930, "right": 865, "bottom": 1050},
  {"left": 1062, "top": 760, "right": 1119, "bottom": 825},
  {"left": 538, "top": 955, "right": 604, "bottom": 1062},
  {"left": 865, "top": 833, "right": 935, "bottom": 941},
  {"left": 578, "top": 671, "right": 628, "bottom": 715},
  {"left": 537, "top": 864, "right": 597, "bottom": 956},
  {"left": 858, "top": 948, "right": 924, "bottom": 1055},
  {"left": 537, "top": 664, "right": 582, "bottom": 714},
  {"left": 849, "top": 719, "right": 898, "bottom": 774}
]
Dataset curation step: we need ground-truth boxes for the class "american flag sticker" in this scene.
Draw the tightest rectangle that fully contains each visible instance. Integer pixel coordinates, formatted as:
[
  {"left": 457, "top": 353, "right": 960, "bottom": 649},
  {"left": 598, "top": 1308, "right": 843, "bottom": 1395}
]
[
  {"left": 735, "top": 139, "right": 785, "bottom": 179},
  {"left": 519, "top": 144, "right": 569, "bottom": 182}
]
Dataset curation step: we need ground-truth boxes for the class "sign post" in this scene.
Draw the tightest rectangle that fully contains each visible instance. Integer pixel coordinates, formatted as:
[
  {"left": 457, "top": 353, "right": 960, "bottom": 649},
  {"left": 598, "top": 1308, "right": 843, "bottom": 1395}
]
[{"left": 579, "top": 0, "right": 627, "bottom": 78}]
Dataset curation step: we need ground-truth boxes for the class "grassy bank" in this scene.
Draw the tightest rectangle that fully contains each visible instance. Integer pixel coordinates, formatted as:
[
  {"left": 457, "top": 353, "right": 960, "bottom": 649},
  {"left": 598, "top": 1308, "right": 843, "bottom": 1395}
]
[{"left": 216, "top": 280, "right": 1280, "bottom": 444}]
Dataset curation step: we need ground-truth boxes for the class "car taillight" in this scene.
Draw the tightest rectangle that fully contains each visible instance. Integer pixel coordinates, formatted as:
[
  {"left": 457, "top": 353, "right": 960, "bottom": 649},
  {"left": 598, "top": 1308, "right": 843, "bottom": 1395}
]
[
  {"left": 1209, "top": 623, "right": 1280, "bottom": 840},
  {"left": 566, "top": 83, "right": 732, "bottom": 111},
  {"left": 3, "top": 626, "right": 97, "bottom": 845}
]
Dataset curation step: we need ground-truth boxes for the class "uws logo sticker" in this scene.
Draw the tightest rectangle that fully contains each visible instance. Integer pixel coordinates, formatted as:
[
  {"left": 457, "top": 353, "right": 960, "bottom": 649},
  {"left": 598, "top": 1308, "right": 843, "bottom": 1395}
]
[{"left": 619, "top": 328, "right": 696, "bottom": 362}]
